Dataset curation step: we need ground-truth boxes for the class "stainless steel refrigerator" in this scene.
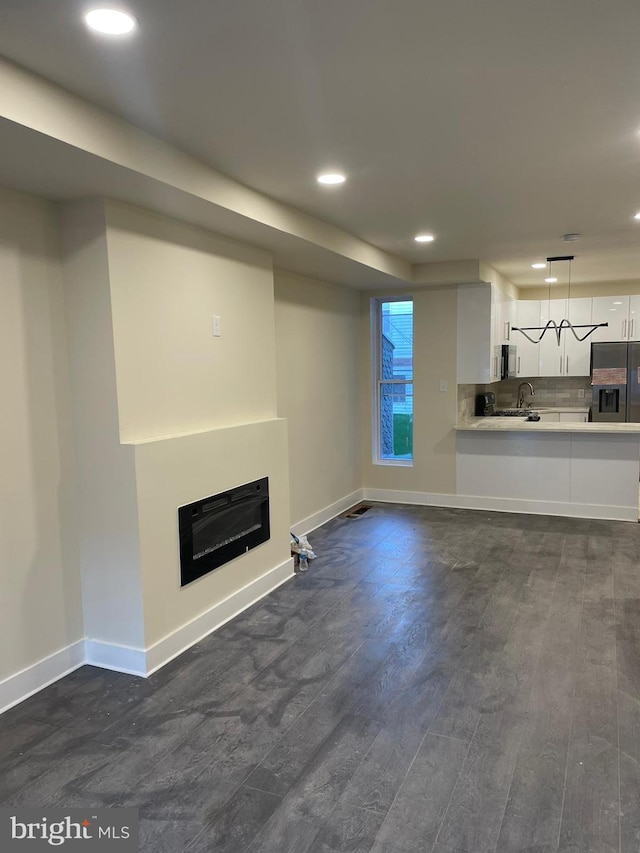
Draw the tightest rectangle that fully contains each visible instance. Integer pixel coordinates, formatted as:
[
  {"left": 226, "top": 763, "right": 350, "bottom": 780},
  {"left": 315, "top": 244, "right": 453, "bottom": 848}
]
[{"left": 591, "top": 341, "right": 640, "bottom": 422}]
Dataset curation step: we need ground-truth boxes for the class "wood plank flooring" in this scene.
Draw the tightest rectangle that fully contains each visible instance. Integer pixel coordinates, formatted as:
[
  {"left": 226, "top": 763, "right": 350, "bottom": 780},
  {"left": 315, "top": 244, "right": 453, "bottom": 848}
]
[{"left": 2, "top": 503, "right": 640, "bottom": 852}]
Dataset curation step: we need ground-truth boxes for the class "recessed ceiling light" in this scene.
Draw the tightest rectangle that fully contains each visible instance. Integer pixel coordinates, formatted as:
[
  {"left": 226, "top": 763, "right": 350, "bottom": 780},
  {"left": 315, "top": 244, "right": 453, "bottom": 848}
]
[
  {"left": 614, "top": 301, "right": 623, "bottom": 305},
  {"left": 545, "top": 277, "right": 558, "bottom": 283},
  {"left": 634, "top": 212, "right": 640, "bottom": 220},
  {"left": 317, "top": 173, "right": 346, "bottom": 185},
  {"left": 84, "top": 8, "right": 138, "bottom": 35},
  {"left": 531, "top": 263, "right": 546, "bottom": 269},
  {"left": 414, "top": 234, "right": 435, "bottom": 243}
]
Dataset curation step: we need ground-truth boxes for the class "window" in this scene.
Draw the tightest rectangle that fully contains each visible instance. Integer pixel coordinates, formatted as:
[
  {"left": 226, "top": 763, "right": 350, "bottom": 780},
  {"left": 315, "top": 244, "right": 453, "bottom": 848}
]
[{"left": 372, "top": 297, "right": 413, "bottom": 464}]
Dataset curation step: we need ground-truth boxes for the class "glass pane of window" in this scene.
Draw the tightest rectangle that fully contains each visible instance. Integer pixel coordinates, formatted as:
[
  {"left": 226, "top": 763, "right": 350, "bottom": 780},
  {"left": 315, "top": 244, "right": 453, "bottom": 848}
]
[
  {"left": 379, "top": 382, "right": 413, "bottom": 460},
  {"left": 381, "top": 300, "right": 413, "bottom": 382}
]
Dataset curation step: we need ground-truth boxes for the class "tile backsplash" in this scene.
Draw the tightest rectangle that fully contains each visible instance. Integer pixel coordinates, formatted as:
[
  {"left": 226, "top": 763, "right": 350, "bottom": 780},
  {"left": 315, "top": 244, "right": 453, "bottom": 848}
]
[
  {"left": 458, "top": 384, "right": 483, "bottom": 421},
  {"left": 494, "top": 376, "right": 591, "bottom": 408},
  {"left": 458, "top": 376, "right": 591, "bottom": 421}
]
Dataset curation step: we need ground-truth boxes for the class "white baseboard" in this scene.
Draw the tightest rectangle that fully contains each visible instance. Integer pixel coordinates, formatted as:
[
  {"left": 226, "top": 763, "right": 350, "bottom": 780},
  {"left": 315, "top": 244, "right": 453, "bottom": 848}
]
[
  {"left": 84, "top": 639, "right": 148, "bottom": 677},
  {"left": 0, "top": 640, "right": 85, "bottom": 715},
  {"left": 291, "top": 489, "right": 364, "bottom": 537},
  {"left": 363, "top": 488, "right": 461, "bottom": 509},
  {"left": 145, "top": 557, "right": 295, "bottom": 675},
  {"left": 362, "top": 487, "right": 638, "bottom": 523},
  {"left": 456, "top": 495, "right": 638, "bottom": 522},
  {"left": 0, "top": 558, "right": 295, "bottom": 715}
]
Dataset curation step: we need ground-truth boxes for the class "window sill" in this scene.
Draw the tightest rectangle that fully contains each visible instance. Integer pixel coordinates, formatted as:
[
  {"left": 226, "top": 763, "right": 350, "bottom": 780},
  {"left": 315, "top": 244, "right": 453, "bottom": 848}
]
[{"left": 373, "top": 458, "right": 414, "bottom": 467}]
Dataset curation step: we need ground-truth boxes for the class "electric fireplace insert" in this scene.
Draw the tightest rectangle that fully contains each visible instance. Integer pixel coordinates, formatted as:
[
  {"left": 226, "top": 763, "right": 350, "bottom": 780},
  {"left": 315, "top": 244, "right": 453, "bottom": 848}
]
[{"left": 178, "top": 477, "right": 270, "bottom": 587}]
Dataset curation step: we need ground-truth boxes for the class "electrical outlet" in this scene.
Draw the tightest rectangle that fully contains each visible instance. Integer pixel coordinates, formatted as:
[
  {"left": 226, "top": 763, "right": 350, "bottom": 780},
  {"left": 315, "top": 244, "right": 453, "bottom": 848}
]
[
  {"left": 578, "top": 388, "right": 585, "bottom": 398},
  {"left": 212, "top": 315, "right": 221, "bottom": 337},
  {"left": 439, "top": 379, "right": 448, "bottom": 393}
]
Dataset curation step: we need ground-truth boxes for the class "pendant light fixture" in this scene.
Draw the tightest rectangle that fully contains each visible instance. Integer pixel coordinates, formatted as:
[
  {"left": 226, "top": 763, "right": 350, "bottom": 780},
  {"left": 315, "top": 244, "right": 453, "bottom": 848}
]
[{"left": 512, "top": 255, "right": 608, "bottom": 345}]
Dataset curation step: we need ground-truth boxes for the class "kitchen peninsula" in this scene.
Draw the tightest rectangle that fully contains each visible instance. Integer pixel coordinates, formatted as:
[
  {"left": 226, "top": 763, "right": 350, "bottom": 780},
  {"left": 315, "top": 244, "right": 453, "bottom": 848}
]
[
  {"left": 455, "top": 416, "right": 640, "bottom": 522},
  {"left": 455, "top": 279, "right": 640, "bottom": 521}
]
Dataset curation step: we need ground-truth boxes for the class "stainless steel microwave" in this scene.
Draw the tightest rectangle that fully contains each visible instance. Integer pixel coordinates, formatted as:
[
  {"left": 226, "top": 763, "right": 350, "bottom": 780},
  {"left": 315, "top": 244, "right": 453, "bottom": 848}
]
[{"left": 501, "top": 344, "right": 518, "bottom": 380}]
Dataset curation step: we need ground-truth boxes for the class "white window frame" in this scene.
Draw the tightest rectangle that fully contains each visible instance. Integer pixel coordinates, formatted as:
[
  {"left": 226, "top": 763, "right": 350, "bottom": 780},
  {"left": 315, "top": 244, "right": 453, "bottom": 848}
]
[{"left": 370, "top": 296, "right": 414, "bottom": 467}]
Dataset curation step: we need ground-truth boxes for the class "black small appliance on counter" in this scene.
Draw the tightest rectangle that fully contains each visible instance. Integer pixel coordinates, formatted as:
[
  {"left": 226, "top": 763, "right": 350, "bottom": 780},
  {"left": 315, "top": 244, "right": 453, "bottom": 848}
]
[{"left": 476, "top": 391, "right": 497, "bottom": 416}]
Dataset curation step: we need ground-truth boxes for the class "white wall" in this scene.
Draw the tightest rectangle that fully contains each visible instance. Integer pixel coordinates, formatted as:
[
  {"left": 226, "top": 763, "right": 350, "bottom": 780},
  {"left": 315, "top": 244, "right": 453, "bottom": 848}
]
[
  {"left": 104, "top": 201, "right": 278, "bottom": 442},
  {"left": 360, "top": 285, "right": 458, "bottom": 496},
  {"left": 480, "top": 263, "right": 519, "bottom": 299},
  {"left": 274, "top": 270, "right": 361, "bottom": 527},
  {"left": 0, "top": 187, "right": 83, "bottom": 685},
  {"left": 59, "top": 200, "right": 145, "bottom": 652}
]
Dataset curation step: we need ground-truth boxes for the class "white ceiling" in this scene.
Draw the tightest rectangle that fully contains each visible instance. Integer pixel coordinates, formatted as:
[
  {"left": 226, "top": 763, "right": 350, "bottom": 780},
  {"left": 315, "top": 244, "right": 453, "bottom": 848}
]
[{"left": 2, "top": 0, "right": 640, "bottom": 286}]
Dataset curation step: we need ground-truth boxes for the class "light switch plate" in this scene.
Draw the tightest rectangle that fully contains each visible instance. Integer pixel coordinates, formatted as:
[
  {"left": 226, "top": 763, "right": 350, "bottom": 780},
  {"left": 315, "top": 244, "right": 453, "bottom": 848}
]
[
  {"left": 212, "top": 315, "right": 221, "bottom": 337},
  {"left": 439, "top": 379, "right": 448, "bottom": 393}
]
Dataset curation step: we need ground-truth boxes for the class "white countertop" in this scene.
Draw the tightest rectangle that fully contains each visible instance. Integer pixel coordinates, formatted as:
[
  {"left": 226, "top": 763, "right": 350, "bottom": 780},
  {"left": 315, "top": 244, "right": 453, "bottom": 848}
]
[
  {"left": 533, "top": 406, "right": 590, "bottom": 413},
  {"left": 457, "top": 417, "right": 640, "bottom": 434}
]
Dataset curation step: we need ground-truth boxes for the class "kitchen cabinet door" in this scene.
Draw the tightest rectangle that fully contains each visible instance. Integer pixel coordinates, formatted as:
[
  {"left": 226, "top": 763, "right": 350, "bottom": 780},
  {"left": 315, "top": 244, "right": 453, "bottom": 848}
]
[
  {"left": 490, "top": 285, "right": 515, "bottom": 376},
  {"left": 513, "top": 300, "right": 540, "bottom": 377},
  {"left": 457, "top": 283, "right": 493, "bottom": 383},
  {"left": 591, "top": 296, "right": 629, "bottom": 342},
  {"left": 490, "top": 284, "right": 501, "bottom": 380},
  {"left": 629, "top": 295, "right": 640, "bottom": 341},
  {"left": 536, "top": 297, "right": 596, "bottom": 376},
  {"left": 564, "top": 297, "right": 592, "bottom": 375},
  {"left": 559, "top": 412, "right": 588, "bottom": 423},
  {"left": 538, "top": 298, "right": 566, "bottom": 376},
  {"left": 501, "top": 293, "right": 516, "bottom": 343}
]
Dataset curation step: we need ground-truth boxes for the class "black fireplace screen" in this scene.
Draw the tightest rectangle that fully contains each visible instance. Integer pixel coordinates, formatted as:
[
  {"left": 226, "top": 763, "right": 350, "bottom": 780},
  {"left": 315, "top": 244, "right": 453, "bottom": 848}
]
[{"left": 178, "top": 478, "right": 270, "bottom": 586}]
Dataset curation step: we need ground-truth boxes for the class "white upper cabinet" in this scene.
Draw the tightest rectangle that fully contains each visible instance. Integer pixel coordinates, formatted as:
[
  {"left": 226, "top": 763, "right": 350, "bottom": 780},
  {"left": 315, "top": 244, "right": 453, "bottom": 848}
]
[
  {"left": 628, "top": 295, "right": 640, "bottom": 340},
  {"left": 514, "top": 300, "right": 540, "bottom": 377},
  {"left": 516, "top": 296, "right": 592, "bottom": 377},
  {"left": 564, "top": 297, "right": 592, "bottom": 376},
  {"left": 457, "top": 283, "right": 494, "bottom": 384},
  {"left": 591, "top": 296, "right": 629, "bottom": 342},
  {"left": 459, "top": 288, "right": 640, "bottom": 384},
  {"left": 457, "top": 283, "right": 506, "bottom": 383},
  {"left": 500, "top": 293, "right": 516, "bottom": 344},
  {"left": 591, "top": 295, "right": 640, "bottom": 342},
  {"left": 538, "top": 298, "right": 566, "bottom": 377},
  {"left": 538, "top": 297, "right": 592, "bottom": 376}
]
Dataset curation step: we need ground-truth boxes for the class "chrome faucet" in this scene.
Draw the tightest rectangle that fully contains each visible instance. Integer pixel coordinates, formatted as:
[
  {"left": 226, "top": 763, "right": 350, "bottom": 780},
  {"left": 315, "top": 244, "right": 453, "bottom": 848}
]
[{"left": 517, "top": 382, "right": 535, "bottom": 408}]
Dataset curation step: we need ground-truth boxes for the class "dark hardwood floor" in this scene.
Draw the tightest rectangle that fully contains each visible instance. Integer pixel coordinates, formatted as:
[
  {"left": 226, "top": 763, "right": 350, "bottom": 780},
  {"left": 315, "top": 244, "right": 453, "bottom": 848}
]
[{"left": 2, "top": 503, "right": 640, "bottom": 852}]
